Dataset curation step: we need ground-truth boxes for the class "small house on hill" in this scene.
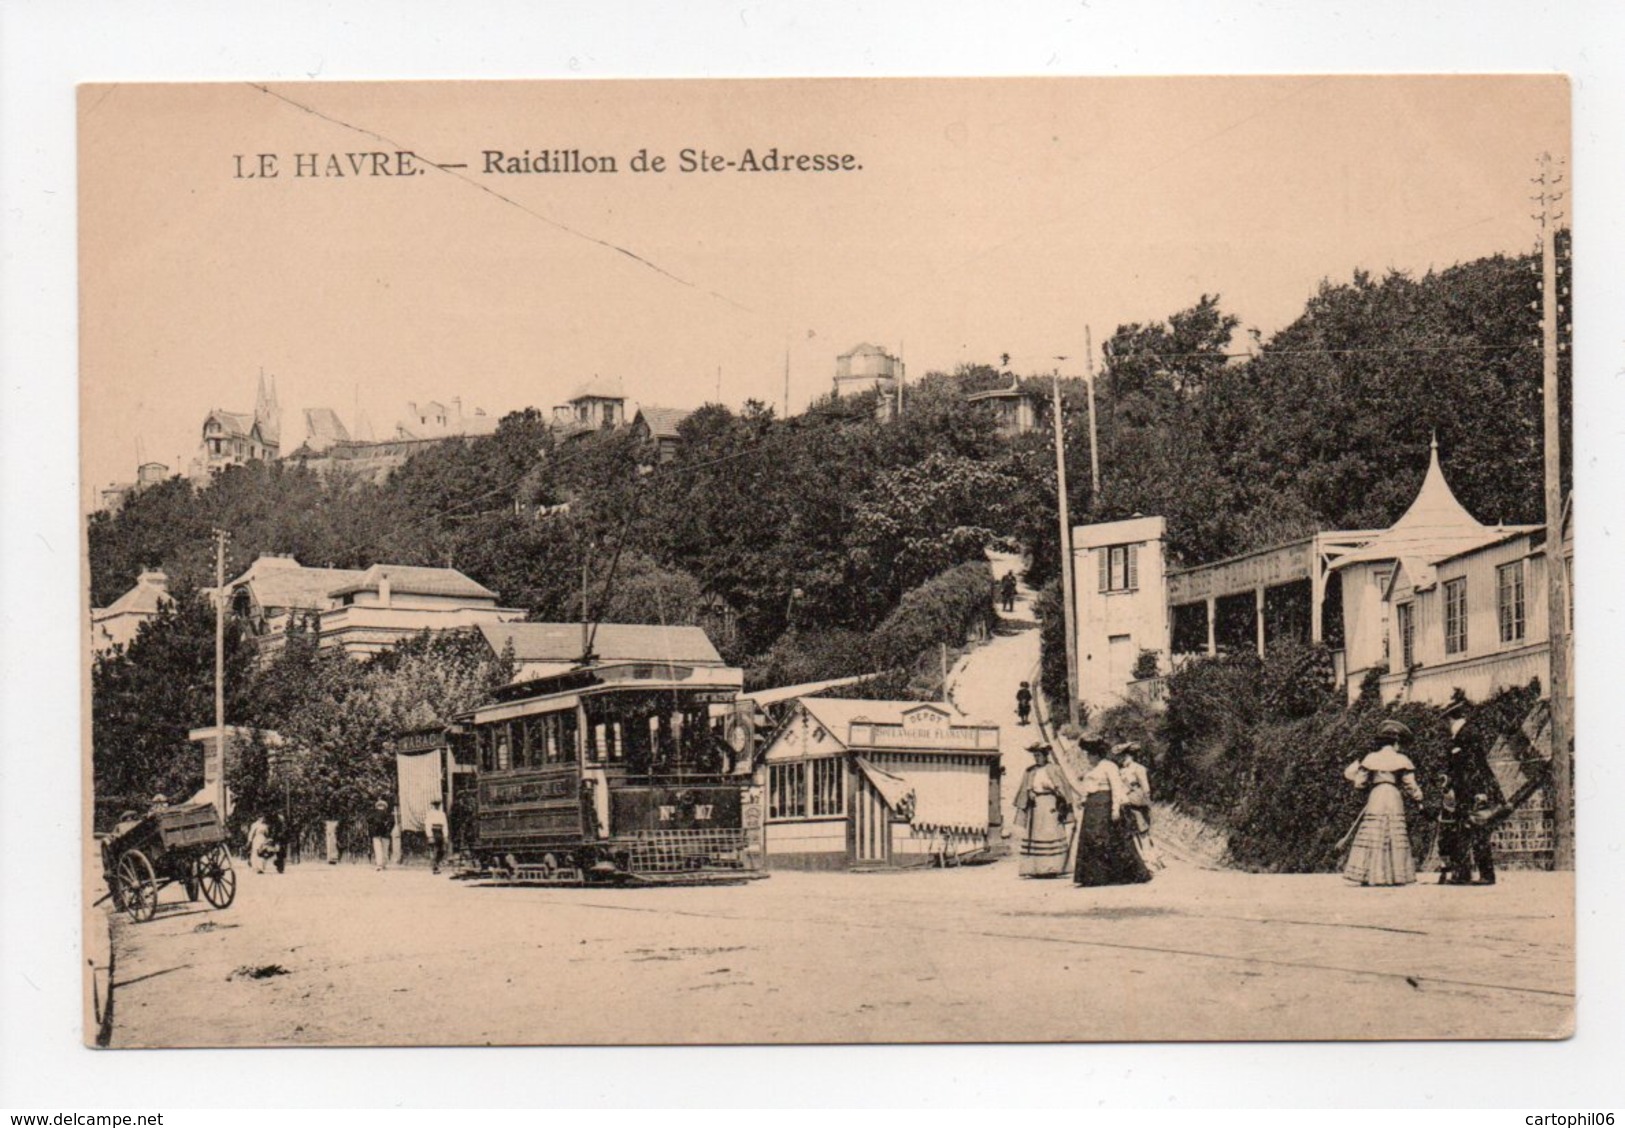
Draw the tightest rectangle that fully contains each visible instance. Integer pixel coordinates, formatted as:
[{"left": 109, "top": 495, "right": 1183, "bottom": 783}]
[
  {"left": 756, "top": 698, "right": 1002, "bottom": 870},
  {"left": 966, "top": 381, "right": 1040, "bottom": 437},
  {"left": 91, "top": 570, "right": 173, "bottom": 655},
  {"left": 630, "top": 406, "right": 692, "bottom": 463}
]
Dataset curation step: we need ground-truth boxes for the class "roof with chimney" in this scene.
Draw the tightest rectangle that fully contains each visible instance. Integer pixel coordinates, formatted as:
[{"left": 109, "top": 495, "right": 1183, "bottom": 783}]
[
  {"left": 93, "top": 570, "right": 173, "bottom": 619},
  {"left": 329, "top": 564, "right": 499, "bottom": 601},
  {"left": 220, "top": 556, "right": 366, "bottom": 611},
  {"left": 203, "top": 409, "right": 260, "bottom": 439},
  {"left": 567, "top": 375, "right": 627, "bottom": 403},
  {"left": 839, "top": 342, "right": 893, "bottom": 359}
]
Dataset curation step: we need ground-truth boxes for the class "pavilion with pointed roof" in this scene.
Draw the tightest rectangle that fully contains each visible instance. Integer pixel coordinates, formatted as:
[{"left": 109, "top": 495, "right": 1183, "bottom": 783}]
[{"left": 1330, "top": 439, "right": 1542, "bottom": 705}]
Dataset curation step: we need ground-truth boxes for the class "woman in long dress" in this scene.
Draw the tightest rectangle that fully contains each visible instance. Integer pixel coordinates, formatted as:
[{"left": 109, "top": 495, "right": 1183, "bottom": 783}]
[
  {"left": 1342, "top": 719, "right": 1426, "bottom": 886},
  {"left": 1074, "top": 738, "right": 1153, "bottom": 887},
  {"left": 1014, "top": 742, "right": 1076, "bottom": 877}
]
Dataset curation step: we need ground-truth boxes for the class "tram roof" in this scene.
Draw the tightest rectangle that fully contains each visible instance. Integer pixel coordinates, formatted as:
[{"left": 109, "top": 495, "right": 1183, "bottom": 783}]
[{"left": 476, "top": 621, "right": 724, "bottom": 670}]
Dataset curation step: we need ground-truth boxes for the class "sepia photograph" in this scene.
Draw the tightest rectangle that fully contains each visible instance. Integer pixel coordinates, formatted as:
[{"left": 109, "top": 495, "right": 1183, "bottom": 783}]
[{"left": 73, "top": 74, "right": 1579, "bottom": 1051}]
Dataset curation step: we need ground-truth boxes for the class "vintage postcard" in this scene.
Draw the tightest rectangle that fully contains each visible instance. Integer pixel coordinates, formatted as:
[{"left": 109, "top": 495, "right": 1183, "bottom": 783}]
[{"left": 80, "top": 76, "right": 1573, "bottom": 1047}]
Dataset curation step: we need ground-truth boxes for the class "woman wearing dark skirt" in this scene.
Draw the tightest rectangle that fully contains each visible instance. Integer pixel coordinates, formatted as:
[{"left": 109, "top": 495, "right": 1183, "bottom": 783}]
[{"left": 1074, "top": 738, "right": 1153, "bottom": 887}]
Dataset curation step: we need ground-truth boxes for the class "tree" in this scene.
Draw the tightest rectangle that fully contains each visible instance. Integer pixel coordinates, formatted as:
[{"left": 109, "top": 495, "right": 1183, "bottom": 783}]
[{"left": 90, "top": 588, "right": 253, "bottom": 829}]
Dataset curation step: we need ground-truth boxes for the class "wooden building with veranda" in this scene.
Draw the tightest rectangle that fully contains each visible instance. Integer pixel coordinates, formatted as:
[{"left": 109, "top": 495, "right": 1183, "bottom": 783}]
[{"left": 756, "top": 698, "right": 1002, "bottom": 870}]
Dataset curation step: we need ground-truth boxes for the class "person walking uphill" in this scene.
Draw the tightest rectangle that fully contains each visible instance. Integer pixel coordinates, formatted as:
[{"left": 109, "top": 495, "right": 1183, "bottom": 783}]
[
  {"left": 367, "top": 799, "right": 394, "bottom": 871},
  {"left": 1342, "top": 719, "right": 1426, "bottom": 887},
  {"left": 1014, "top": 742, "right": 1076, "bottom": 877},
  {"left": 1015, "top": 681, "right": 1033, "bottom": 726},
  {"left": 999, "top": 570, "right": 1018, "bottom": 613}
]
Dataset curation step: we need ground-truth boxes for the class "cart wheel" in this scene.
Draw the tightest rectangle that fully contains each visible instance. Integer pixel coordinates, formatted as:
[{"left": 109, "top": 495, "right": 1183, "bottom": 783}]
[
  {"left": 116, "top": 850, "right": 159, "bottom": 923},
  {"left": 195, "top": 844, "right": 237, "bottom": 909}
]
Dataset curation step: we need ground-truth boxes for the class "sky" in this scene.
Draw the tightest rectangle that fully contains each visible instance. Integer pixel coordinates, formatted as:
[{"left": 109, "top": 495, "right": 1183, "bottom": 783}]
[{"left": 78, "top": 76, "right": 1569, "bottom": 503}]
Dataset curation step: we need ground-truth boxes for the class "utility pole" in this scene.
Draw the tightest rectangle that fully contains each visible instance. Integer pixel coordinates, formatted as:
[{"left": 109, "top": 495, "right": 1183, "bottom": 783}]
[
  {"left": 1083, "top": 325, "right": 1103, "bottom": 502},
  {"left": 1535, "top": 151, "right": 1572, "bottom": 870},
  {"left": 212, "top": 528, "right": 229, "bottom": 816},
  {"left": 1051, "top": 369, "right": 1080, "bottom": 726},
  {"left": 895, "top": 341, "right": 906, "bottom": 419}
]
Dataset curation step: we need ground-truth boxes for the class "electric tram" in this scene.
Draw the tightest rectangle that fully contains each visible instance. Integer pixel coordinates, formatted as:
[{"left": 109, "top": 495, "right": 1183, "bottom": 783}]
[{"left": 458, "top": 657, "right": 766, "bottom": 884}]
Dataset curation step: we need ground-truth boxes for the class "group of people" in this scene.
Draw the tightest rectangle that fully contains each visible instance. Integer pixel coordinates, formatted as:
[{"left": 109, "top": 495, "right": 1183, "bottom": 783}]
[
  {"left": 364, "top": 798, "right": 451, "bottom": 874},
  {"left": 1340, "top": 703, "right": 1507, "bottom": 888},
  {"left": 1013, "top": 726, "right": 1160, "bottom": 886},
  {"left": 1012, "top": 699, "right": 1507, "bottom": 891},
  {"left": 241, "top": 798, "right": 452, "bottom": 875}
]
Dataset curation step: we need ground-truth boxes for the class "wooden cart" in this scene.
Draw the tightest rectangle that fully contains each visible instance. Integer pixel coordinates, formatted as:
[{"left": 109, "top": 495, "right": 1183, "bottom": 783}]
[{"left": 98, "top": 803, "right": 236, "bottom": 922}]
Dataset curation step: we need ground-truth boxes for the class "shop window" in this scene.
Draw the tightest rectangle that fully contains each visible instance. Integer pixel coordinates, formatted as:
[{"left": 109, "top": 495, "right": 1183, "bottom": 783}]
[
  {"left": 768, "top": 762, "right": 807, "bottom": 820},
  {"left": 810, "top": 758, "right": 845, "bottom": 817}
]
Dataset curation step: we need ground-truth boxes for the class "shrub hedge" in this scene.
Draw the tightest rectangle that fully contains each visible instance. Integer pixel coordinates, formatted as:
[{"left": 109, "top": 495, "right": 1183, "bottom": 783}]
[{"left": 1156, "top": 643, "right": 1544, "bottom": 872}]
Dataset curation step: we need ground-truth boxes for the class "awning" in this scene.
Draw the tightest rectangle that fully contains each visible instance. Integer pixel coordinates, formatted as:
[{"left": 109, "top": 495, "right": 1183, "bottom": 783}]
[
  {"left": 869, "top": 758, "right": 993, "bottom": 836},
  {"left": 855, "top": 757, "right": 915, "bottom": 819},
  {"left": 395, "top": 747, "right": 444, "bottom": 834}
]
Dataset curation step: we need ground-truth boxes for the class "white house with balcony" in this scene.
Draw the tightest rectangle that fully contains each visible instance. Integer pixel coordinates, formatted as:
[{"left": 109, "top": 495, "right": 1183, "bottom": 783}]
[{"left": 214, "top": 555, "right": 524, "bottom": 660}]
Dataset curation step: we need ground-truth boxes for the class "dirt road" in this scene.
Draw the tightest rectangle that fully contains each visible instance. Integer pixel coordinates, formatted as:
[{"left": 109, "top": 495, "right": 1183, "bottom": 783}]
[{"left": 105, "top": 859, "right": 1572, "bottom": 1047}]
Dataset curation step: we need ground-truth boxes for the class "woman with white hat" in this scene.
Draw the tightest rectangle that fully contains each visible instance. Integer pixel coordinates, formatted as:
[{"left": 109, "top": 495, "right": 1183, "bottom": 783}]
[{"left": 1014, "top": 742, "right": 1076, "bottom": 878}]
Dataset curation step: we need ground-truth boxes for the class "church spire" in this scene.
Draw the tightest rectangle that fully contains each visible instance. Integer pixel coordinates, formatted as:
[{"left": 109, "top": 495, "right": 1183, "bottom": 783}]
[{"left": 255, "top": 369, "right": 281, "bottom": 445}]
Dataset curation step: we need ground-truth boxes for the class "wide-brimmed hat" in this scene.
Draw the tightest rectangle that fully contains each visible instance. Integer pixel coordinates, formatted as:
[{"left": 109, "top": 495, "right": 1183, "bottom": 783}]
[
  {"left": 1376, "top": 719, "right": 1413, "bottom": 744},
  {"left": 1025, "top": 742, "right": 1052, "bottom": 758},
  {"left": 374, "top": 799, "right": 389, "bottom": 810},
  {"left": 1114, "top": 741, "right": 1143, "bottom": 757}
]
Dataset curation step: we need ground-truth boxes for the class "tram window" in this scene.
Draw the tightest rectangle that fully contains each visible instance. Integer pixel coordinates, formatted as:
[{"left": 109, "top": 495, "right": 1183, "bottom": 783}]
[
  {"left": 559, "top": 712, "right": 579, "bottom": 762},
  {"left": 477, "top": 728, "right": 493, "bottom": 772},
  {"left": 494, "top": 724, "right": 512, "bottom": 771},
  {"left": 588, "top": 720, "right": 625, "bottom": 765}
]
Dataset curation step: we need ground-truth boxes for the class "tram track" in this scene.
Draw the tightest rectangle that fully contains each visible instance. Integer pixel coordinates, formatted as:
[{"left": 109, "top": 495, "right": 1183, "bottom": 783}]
[{"left": 545, "top": 892, "right": 1575, "bottom": 1001}]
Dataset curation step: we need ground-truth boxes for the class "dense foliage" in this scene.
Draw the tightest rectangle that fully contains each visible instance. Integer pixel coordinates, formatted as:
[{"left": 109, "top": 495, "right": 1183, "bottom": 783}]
[
  {"left": 89, "top": 240, "right": 1570, "bottom": 858},
  {"left": 1140, "top": 648, "right": 1544, "bottom": 872},
  {"left": 90, "top": 589, "right": 254, "bottom": 829}
]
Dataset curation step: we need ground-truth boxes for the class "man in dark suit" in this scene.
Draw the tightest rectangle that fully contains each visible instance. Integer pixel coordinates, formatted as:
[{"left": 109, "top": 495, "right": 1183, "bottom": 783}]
[{"left": 1442, "top": 698, "right": 1505, "bottom": 886}]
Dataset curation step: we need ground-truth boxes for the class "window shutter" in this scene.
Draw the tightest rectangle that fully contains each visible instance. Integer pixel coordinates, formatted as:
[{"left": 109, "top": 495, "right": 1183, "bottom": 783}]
[
  {"left": 1098, "top": 547, "right": 1109, "bottom": 593},
  {"left": 1127, "top": 544, "right": 1140, "bottom": 590}
]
